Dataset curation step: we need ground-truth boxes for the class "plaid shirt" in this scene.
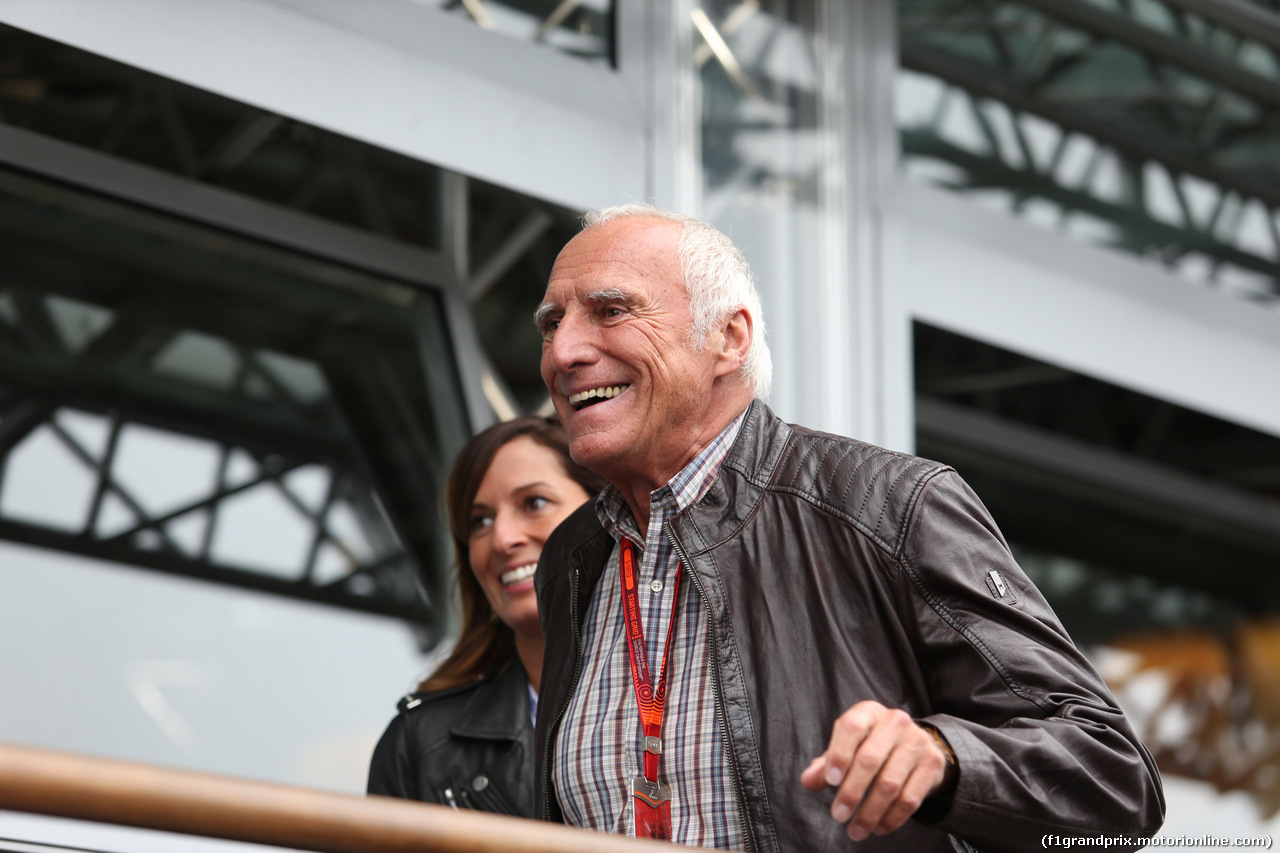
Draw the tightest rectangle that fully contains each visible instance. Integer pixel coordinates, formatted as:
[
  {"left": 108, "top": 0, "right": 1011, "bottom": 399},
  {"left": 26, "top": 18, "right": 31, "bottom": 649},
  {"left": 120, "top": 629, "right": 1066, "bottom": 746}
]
[{"left": 553, "top": 411, "right": 748, "bottom": 848}]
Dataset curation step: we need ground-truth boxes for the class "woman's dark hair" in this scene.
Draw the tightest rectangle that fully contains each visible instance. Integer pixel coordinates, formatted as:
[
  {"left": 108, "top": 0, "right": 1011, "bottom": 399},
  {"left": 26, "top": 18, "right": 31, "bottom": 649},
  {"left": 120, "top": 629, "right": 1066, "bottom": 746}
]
[{"left": 418, "top": 415, "right": 604, "bottom": 691}]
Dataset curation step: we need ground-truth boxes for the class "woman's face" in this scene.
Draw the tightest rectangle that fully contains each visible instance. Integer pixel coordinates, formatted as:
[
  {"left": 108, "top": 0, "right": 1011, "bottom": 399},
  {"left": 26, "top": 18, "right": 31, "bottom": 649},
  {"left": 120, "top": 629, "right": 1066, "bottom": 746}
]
[{"left": 467, "top": 435, "right": 592, "bottom": 641}]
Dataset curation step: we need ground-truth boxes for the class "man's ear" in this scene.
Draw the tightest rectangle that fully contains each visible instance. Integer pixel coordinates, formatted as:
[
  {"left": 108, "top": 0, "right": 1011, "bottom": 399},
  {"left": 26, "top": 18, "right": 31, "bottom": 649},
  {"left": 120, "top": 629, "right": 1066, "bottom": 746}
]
[{"left": 712, "top": 306, "right": 752, "bottom": 379}]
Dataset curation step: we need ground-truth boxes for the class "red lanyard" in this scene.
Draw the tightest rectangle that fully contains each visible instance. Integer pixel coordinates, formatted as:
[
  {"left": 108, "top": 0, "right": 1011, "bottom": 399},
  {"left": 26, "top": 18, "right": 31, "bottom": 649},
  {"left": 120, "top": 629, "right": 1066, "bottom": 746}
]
[{"left": 620, "top": 537, "right": 682, "bottom": 839}]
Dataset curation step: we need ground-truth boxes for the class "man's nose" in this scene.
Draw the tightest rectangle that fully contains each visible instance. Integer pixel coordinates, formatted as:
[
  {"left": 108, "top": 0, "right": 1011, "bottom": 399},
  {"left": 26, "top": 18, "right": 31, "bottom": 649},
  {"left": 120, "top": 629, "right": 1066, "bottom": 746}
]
[{"left": 542, "top": 311, "right": 597, "bottom": 375}]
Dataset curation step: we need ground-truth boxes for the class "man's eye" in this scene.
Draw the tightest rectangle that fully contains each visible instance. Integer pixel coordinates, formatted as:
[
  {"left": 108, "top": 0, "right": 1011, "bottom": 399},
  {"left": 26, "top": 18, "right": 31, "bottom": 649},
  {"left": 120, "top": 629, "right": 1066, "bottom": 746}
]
[{"left": 603, "top": 306, "right": 624, "bottom": 318}]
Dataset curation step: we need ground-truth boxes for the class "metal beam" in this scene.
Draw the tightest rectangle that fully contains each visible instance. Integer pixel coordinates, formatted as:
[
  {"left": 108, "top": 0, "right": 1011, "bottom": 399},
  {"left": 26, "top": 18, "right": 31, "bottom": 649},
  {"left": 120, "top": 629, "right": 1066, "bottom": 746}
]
[
  {"left": 0, "top": 124, "right": 455, "bottom": 293},
  {"left": 1017, "top": 0, "right": 1280, "bottom": 112},
  {"left": 917, "top": 363, "right": 1073, "bottom": 396},
  {"left": 0, "top": 400, "right": 52, "bottom": 455},
  {"left": 937, "top": 458, "right": 1280, "bottom": 602},
  {"left": 916, "top": 396, "right": 1280, "bottom": 550},
  {"left": 900, "top": 44, "right": 1280, "bottom": 208},
  {"left": 0, "top": 345, "right": 353, "bottom": 461},
  {"left": 902, "top": 130, "right": 1280, "bottom": 284},
  {"left": 1157, "top": 0, "right": 1280, "bottom": 56},
  {"left": 467, "top": 208, "right": 553, "bottom": 301},
  {"left": 441, "top": 171, "right": 470, "bottom": 293},
  {"left": 0, "top": 516, "right": 432, "bottom": 623}
]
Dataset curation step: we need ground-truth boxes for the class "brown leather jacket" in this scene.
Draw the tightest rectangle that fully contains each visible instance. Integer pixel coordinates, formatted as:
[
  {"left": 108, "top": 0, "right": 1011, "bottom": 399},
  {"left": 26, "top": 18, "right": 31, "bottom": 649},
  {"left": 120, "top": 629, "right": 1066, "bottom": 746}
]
[{"left": 534, "top": 401, "right": 1164, "bottom": 852}]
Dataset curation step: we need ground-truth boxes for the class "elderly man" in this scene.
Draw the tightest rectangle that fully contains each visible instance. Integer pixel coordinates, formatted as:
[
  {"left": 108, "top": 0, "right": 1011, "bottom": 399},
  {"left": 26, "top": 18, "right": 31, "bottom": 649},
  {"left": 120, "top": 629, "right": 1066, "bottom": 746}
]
[{"left": 532, "top": 205, "right": 1163, "bottom": 852}]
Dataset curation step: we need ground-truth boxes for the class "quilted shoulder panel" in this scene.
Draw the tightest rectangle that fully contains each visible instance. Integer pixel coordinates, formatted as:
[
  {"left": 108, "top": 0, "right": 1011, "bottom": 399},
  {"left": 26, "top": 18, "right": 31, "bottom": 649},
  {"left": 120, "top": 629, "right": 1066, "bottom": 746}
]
[{"left": 767, "top": 425, "right": 952, "bottom": 556}]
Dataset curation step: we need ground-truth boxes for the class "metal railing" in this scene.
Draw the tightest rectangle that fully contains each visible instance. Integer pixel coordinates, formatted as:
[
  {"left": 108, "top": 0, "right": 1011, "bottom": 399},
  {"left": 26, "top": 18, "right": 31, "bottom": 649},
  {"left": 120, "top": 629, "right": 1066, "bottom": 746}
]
[{"left": 0, "top": 741, "right": 672, "bottom": 853}]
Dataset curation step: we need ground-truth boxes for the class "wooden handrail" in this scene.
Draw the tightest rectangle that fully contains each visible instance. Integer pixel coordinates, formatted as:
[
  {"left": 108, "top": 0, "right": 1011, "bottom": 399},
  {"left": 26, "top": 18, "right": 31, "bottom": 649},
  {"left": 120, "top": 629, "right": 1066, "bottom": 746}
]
[{"left": 0, "top": 741, "right": 676, "bottom": 852}]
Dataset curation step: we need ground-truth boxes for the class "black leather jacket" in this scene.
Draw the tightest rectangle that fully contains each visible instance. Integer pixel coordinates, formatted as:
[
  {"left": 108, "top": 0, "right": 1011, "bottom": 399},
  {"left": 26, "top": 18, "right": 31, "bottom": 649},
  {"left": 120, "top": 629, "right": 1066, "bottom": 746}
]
[
  {"left": 534, "top": 401, "right": 1164, "bottom": 852},
  {"left": 368, "top": 660, "right": 536, "bottom": 817}
]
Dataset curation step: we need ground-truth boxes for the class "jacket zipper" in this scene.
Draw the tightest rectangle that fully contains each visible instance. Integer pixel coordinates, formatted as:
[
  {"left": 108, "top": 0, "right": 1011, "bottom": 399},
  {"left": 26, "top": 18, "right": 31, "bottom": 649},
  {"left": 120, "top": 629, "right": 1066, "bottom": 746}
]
[
  {"left": 541, "top": 565, "right": 585, "bottom": 821},
  {"left": 666, "top": 521, "right": 757, "bottom": 853}
]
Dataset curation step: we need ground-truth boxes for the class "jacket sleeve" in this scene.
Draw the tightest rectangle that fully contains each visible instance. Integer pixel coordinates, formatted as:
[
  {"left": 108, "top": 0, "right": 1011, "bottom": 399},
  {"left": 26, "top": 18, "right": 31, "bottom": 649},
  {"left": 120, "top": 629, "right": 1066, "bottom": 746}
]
[
  {"left": 899, "top": 470, "right": 1164, "bottom": 851},
  {"left": 367, "top": 712, "right": 418, "bottom": 800}
]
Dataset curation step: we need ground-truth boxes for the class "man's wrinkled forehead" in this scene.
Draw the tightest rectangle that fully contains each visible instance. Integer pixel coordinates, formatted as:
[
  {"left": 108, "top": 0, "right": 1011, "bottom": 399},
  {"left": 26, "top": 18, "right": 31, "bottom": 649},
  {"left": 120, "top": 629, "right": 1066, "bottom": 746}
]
[
  {"left": 539, "top": 218, "right": 683, "bottom": 304},
  {"left": 554, "top": 218, "right": 679, "bottom": 281}
]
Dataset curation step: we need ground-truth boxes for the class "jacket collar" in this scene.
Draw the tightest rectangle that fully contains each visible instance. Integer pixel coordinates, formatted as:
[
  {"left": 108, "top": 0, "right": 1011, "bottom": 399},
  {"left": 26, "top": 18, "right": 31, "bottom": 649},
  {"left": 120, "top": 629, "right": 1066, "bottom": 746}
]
[
  {"left": 450, "top": 660, "right": 531, "bottom": 741},
  {"left": 719, "top": 399, "right": 790, "bottom": 487},
  {"left": 671, "top": 400, "right": 791, "bottom": 557}
]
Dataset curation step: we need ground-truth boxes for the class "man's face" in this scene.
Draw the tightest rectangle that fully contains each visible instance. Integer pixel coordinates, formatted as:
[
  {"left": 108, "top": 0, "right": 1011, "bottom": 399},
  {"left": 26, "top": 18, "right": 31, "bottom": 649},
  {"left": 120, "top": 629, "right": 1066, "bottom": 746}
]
[{"left": 537, "top": 217, "right": 724, "bottom": 489}]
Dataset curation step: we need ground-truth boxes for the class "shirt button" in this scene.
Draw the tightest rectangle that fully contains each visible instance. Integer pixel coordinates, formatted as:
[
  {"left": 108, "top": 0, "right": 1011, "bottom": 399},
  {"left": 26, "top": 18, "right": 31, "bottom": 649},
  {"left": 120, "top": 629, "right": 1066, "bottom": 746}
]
[
  {"left": 650, "top": 579, "right": 663, "bottom": 592},
  {"left": 471, "top": 774, "right": 489, "bottom": 792}
]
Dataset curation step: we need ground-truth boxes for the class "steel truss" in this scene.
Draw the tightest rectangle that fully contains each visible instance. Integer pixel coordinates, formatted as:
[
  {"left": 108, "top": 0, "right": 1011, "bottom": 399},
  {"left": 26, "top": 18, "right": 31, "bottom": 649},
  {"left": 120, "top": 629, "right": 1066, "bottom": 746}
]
[
  {"left": 0, "top": 23, "right": 582, "bottom": 637},
  {"left": 0, "top": 394, "right": 422, "bottom": 624},
  {"left": 899, "top": 0, "right": 1280, "bottom": 301},
  {"left": 0, "top": 170, "right": 454, "bottom": 631}
]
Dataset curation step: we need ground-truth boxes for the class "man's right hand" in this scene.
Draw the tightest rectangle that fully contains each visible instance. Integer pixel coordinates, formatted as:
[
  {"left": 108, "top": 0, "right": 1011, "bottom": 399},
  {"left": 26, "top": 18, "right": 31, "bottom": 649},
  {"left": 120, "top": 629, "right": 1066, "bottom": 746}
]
[{"left": 799, "top": 700, "right": 950, "bottom": 841}]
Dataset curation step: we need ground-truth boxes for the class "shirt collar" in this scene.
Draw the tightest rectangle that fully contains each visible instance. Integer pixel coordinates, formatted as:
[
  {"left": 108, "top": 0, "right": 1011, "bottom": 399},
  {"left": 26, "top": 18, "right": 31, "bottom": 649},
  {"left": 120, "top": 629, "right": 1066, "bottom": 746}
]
[{"left": 595, "top": 408, "right": 748, "bottom": 538}]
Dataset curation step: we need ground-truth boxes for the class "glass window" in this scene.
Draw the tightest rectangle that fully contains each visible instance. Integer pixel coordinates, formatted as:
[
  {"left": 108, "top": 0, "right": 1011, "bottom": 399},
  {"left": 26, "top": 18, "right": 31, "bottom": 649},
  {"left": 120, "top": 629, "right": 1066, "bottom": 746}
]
[
  {"left": 0, "top": 164, "right": 466, "bottom": 790},
  {"left": 897, "top": 0, "right": 1280, "bottom": 302}
]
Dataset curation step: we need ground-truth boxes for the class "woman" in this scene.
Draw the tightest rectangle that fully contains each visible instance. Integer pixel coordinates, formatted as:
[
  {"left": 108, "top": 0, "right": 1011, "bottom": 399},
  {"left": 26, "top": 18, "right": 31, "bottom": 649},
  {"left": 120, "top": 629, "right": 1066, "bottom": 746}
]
[{"left": 367, "top": 416, "right": 602, "bottom": 817}]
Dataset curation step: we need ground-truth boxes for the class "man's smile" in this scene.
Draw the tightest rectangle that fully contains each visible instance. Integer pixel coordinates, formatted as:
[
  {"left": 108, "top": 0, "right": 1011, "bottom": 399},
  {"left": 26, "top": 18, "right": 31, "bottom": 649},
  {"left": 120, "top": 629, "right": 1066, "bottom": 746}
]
[{"left": 568, "top": 384, "right": 630, "bottom": 411}]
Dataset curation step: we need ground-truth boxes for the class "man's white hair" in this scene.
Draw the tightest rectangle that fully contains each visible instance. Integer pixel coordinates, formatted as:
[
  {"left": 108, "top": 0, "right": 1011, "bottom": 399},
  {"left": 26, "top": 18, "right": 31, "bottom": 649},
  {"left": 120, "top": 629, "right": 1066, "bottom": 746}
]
[{"left": 582, "top": 204, "right": 772, "bottom": 400}]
